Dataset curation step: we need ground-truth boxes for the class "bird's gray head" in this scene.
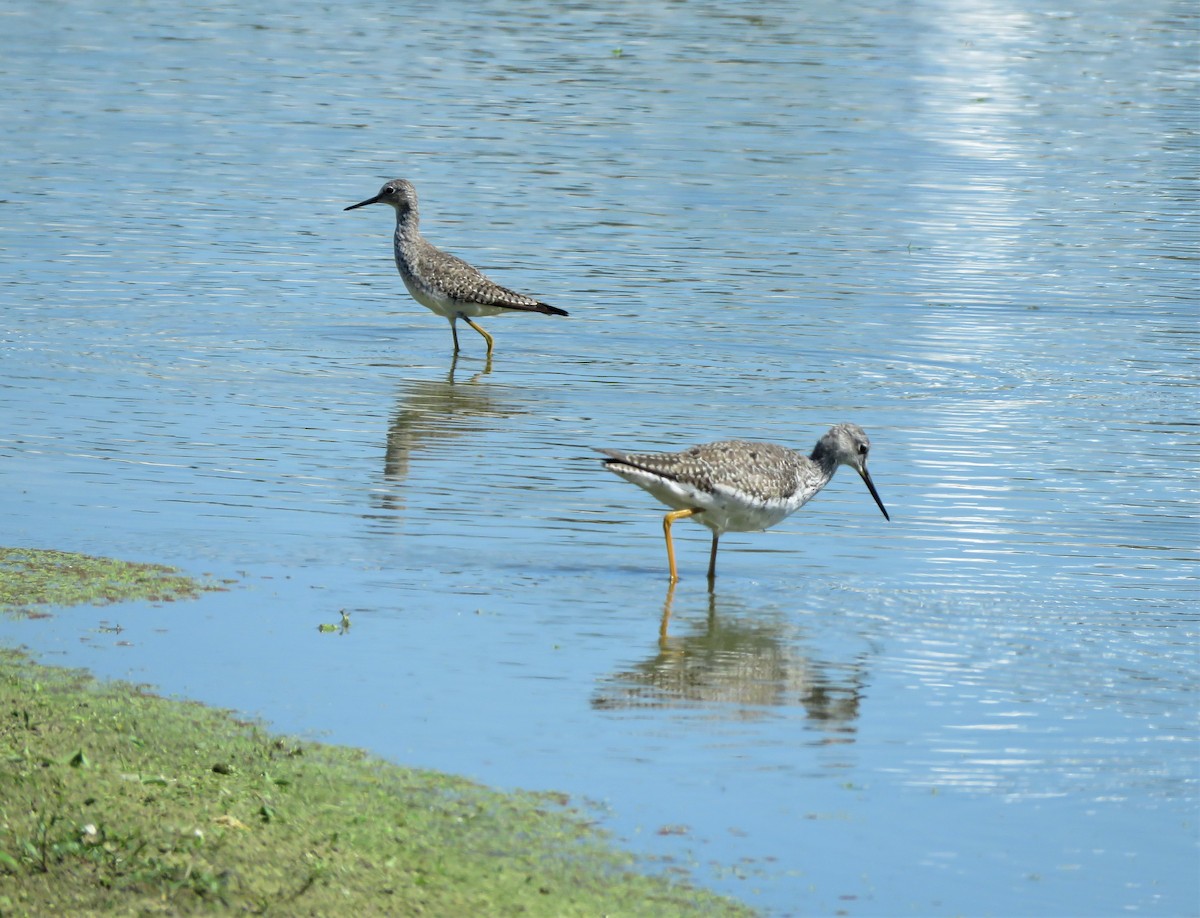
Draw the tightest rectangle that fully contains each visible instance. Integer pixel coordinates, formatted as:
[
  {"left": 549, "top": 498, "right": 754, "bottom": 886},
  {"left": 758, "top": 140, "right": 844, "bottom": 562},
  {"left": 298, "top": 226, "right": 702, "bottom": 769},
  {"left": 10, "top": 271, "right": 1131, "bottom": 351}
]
[
  {"left": 815, "top": 423, "right": 890, "bottom": 521},
  {"left": 821, "top": 423, "right": 872, "bottom": 467},
  {"left": 344, "top": 178, "right": 418, "bottom": 214}
]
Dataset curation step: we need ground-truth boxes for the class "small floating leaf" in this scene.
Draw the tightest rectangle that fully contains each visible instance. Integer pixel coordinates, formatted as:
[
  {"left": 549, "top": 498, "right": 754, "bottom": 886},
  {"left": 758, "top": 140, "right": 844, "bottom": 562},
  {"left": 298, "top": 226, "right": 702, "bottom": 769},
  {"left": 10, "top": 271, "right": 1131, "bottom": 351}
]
[{"left": 318, "top": 610, "right": 351, "bottom": 633}]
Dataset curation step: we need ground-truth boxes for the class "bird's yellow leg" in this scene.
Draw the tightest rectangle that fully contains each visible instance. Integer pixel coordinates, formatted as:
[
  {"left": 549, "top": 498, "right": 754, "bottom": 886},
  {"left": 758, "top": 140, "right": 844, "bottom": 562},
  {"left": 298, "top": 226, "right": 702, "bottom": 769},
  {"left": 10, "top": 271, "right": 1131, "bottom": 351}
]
[
  {"left": 462, "top": 316, "right": 495, "bottom": 356},
  {"left": 662, "top": 507, "right": 702, "bottom": 583},
  {"left": 706, "top": 533, "right": 720, "bottom": 583},
  {"left": 449, "top": 317, "right": 462, "bottom": 353}
]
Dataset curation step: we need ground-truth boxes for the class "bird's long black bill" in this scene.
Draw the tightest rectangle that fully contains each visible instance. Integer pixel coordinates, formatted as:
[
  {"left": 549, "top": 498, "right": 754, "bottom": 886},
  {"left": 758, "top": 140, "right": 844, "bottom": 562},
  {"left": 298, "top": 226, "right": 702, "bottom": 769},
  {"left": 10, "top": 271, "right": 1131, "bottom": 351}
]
[
  {"left": 344, "top": 194, "right": 383, "bottom": 211},
  {"left": 858, "top": 467, "right": 890, "bottom": 521}
]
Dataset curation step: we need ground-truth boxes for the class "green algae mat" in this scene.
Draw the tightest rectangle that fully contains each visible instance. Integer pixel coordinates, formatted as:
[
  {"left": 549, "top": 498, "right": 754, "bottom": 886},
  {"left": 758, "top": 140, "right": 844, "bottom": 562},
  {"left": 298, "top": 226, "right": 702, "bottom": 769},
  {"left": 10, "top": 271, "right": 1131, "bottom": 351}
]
[
  {"left": 0, "top": 547, "right": 218, "bottom": 612},
  {"left": 0, "top": 549, "right": 750, "bottom": 915}
]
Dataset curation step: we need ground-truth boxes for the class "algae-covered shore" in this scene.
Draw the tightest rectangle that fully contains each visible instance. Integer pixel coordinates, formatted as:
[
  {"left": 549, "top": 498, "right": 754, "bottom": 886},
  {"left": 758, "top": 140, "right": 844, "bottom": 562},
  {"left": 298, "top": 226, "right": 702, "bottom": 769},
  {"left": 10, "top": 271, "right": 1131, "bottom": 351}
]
[{"left": 0, "top": 548, "right": 751, "bottom": 916}]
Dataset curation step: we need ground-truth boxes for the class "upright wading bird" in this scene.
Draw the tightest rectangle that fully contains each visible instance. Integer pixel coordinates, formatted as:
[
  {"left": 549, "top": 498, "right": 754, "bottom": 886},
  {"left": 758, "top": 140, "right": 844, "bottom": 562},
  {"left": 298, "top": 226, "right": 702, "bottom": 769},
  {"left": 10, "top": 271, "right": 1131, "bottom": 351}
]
[{"left": 345, "top": 179, "right": 567, "bottom": 355}]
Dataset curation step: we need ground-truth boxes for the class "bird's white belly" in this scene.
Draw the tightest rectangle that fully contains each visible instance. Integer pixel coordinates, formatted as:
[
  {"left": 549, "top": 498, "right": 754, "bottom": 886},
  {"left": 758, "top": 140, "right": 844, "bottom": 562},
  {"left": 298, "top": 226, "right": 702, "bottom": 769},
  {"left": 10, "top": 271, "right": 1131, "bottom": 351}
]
[
  {"left": 400, "top": 273, "right": 507, "bottom": 320},
  {"left": 702, "top": 488, "right": 799, "bottom": 533},
  {"left": 618, "top": 470, "right": 804, "bottom": 534}
]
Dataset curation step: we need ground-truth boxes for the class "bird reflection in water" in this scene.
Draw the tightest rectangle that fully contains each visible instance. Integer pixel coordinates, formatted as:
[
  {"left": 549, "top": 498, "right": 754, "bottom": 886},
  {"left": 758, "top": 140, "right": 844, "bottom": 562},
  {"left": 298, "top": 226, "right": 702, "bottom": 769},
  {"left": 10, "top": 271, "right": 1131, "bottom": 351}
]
[
  {"left": 593, "top": 586, "right": 865, "bottom": 731},
  {"left": 376, "top": 356, "right": 519, "bottom": 513}
]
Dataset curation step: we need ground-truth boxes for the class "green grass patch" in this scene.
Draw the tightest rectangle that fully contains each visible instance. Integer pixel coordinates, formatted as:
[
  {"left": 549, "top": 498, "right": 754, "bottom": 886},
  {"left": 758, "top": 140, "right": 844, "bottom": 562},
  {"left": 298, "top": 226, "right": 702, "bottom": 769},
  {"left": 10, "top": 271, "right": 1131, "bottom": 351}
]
[
  {"left": 0, "top": 549, "right": 751, "bottom": 915},
  {"left": 0, "top": 548, "right": 221, "bottom": 613},
  {"left": 0, "top": 650, "right": 748, "bottom": 915}
]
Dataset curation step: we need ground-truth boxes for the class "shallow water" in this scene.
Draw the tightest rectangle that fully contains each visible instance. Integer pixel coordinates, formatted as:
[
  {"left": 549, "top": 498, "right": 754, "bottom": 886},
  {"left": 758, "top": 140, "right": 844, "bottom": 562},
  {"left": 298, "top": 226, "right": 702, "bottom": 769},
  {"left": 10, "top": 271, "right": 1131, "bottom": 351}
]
[{"left": 1, "top": 0, "right": 1197, "bottom": 914}]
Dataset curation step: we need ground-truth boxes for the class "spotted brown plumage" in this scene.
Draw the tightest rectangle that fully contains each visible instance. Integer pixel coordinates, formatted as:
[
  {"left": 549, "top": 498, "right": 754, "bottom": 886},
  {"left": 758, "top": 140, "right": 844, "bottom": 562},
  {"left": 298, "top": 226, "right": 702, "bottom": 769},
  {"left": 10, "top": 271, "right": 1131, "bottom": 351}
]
[
  {"left": 345, "top": 178, "right": 567, "bottom": 355},
  {"left": 600, "top": 423, "right": 890, "bottom": 582}
]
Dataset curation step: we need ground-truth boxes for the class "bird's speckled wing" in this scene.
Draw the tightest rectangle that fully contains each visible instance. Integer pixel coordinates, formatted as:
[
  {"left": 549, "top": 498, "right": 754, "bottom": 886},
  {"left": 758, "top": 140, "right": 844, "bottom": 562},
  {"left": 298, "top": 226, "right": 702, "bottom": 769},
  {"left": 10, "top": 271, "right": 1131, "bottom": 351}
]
[
  {"left": 406, "top": 238, "right": 563, "bottom": 314},
  {"left": 600, "top": 440, "right": 808, "bottom": 503}
]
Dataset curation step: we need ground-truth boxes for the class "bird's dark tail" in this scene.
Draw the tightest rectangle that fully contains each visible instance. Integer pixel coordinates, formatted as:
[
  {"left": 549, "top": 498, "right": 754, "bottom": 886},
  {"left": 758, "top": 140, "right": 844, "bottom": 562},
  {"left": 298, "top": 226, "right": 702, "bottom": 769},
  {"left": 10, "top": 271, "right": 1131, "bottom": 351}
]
[{"left": 535, "top": 302, "right": 568, "bottom": 317}]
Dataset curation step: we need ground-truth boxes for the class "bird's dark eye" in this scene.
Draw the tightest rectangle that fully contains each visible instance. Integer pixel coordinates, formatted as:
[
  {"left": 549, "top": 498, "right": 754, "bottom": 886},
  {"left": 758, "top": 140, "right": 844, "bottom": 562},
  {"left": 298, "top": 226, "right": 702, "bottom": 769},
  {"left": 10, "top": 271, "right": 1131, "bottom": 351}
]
[{"left": 858, "top": 444, "right": 868, "bottom": 455}]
